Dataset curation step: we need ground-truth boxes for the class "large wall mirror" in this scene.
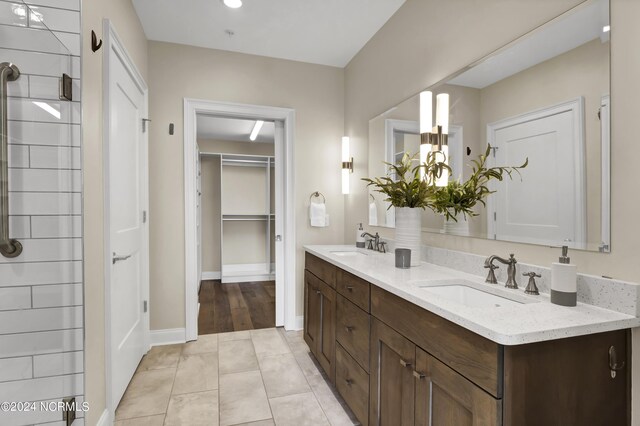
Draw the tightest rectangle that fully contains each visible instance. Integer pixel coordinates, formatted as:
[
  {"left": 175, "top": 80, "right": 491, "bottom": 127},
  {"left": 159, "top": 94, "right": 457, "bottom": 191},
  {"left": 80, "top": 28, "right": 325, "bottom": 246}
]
[{"left": 368, "top": 0, "right": 611, "bottom": 252}]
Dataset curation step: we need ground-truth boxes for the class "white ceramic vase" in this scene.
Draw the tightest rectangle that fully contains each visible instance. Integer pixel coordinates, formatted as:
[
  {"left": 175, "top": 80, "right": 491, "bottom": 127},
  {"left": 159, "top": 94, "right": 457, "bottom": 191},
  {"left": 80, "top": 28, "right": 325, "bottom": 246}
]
[
  {"left": 442, "top": 213, "right": 470, "bottom": 237},
  {"left": 395, "top": 207, "right": 422, "bottom": 266}
]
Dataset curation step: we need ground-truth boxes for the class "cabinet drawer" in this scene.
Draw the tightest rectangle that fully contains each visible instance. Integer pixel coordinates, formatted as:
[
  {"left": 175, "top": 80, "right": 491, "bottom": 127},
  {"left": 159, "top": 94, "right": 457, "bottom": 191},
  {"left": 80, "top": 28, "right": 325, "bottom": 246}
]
[
  {"left": 336, "top": 343, "right": 369, "bottom": 426},
  {"left": 336, "top": 294, "right": 370, "bottom": 372},
  {"left": 336, "top": 268, "right": 370, "bottom": 312},
  {"left": 305, "top": 253, "right": 337, "bottom": 288},
  {"left": 371, "top": 286, "right": 502, "bottom": 398}
]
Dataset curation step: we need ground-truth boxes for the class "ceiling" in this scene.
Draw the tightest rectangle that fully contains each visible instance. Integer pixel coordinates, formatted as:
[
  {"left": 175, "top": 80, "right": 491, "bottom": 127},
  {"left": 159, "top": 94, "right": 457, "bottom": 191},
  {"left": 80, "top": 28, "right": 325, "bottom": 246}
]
[
  {"left": 449, "top": 0, "right": 609, "bottom": 89},
  {"left": 197, "top": 115, "right": 275, "bottom": 143},
  {"left": 132, "top": 0, "right": 406, "bottom": 67}
]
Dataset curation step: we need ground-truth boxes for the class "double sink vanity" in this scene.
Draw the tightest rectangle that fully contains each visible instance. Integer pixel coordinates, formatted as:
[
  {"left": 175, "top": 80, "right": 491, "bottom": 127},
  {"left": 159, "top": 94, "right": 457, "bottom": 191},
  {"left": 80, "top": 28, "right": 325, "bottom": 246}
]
[{"left": 303, "top": 245, "right": 639, "bottom": 425}]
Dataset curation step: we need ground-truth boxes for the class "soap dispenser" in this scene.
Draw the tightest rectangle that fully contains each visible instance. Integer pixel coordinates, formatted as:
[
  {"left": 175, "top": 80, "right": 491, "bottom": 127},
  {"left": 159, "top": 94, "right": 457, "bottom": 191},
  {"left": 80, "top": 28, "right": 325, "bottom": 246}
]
[
  {"left": 550, "top": 246, "right": 577, "bottom": 307},
  {"left": 356, "top": 223, "right": 365, "bottom": 248}
]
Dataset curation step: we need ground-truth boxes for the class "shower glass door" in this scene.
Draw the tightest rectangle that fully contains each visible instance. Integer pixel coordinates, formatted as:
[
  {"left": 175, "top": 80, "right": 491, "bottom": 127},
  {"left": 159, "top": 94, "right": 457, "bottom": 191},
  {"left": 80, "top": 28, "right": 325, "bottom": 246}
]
[{"left": 0, "top": 1, "right": 83, "bottom": 425}]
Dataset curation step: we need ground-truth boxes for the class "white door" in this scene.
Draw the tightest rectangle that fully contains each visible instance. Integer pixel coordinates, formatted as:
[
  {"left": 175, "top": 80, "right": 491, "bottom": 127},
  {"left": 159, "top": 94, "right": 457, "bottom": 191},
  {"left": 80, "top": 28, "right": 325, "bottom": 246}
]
[
  {"left": 107, "top": 25, "right": 149, "bottom": 409},
  {"left": 274, "top": 121, "right": 285, "bottom": 326},
  {"left": 487, "top": 99, "right": 586, "bottom": 248}
]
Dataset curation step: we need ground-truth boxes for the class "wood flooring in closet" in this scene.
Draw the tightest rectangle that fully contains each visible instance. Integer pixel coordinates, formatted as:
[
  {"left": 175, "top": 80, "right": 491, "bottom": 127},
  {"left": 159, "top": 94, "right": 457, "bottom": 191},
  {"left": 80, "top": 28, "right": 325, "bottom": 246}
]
[{"left": 198, "top": 280, "right": 276, "bottom": 334}]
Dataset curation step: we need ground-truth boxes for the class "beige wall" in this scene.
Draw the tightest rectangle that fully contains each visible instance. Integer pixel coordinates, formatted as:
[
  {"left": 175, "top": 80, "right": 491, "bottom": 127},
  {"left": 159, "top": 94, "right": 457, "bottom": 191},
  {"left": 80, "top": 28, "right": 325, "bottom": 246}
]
[
  {"left": 148, "top": 42, "right": 345, "bottom": 331},
  {"left": 82, "top": 0, "right": 148, "bottom": 424},
  {"left": 199, "top": 140, "right": 275, "bottom": 271},
  {"left": 345, "top": 0, "right": 640, "bottom": 419}
]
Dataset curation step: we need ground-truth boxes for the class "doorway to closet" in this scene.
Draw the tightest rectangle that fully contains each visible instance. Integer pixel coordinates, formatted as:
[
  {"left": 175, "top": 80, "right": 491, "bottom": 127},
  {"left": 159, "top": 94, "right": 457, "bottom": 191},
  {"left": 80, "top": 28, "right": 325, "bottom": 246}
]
[
  {"left": 184, "top": 99, "right": 296, "bottom": 341},
  {"left": 197, "top": 116, "right": 277, "bottom": 334}
]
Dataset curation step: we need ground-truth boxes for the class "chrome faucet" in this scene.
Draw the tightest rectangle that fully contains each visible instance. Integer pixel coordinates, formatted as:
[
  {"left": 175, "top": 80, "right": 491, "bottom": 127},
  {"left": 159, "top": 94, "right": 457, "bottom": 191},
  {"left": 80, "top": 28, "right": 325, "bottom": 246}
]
[
  {"left": 361, "top": 232, "right": 387, "bottom": 253},
  {"left": 484, "top": 253, "right": 518, "bottom": 289}
]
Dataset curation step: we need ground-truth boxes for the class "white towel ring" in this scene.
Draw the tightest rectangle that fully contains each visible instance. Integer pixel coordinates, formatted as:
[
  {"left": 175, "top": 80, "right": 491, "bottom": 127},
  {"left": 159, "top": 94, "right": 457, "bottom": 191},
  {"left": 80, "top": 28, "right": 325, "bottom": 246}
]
[{"left": 310, "top": 191, "right": 326, "bottom": 204}]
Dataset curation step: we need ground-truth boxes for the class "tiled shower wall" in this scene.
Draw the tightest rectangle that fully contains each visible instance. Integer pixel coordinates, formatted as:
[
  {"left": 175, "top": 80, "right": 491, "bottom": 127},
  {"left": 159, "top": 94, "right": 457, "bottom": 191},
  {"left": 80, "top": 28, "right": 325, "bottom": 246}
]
[{"left": 0, "top": 0, "right": 83, "bottom": 425}]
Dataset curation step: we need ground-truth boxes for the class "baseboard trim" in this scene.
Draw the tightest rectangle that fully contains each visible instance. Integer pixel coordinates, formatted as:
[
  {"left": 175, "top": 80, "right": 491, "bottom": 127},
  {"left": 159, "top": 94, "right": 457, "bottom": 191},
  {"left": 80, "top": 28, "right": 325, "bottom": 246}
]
[
  {"left": 96, "top": 409, "right": 110, "bottom": 426},
  {"left": 150, "top": 328, "right": 187, "bottom": 346},
  {"left": 201, "top": 271, "right": 221, "bottom": 280},
  {"left": 293, "top": 315, "right": 303, "bottom": 331},
  {"left": 221, "top": 274, "right": 275, "bottom": 284}
]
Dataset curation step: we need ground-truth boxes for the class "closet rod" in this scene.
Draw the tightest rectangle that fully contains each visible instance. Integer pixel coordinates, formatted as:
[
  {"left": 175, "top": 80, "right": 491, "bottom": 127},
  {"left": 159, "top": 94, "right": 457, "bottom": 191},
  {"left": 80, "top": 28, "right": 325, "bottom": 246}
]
[{"left": 222, "top": 159, "right": 269, "bottom": 165}]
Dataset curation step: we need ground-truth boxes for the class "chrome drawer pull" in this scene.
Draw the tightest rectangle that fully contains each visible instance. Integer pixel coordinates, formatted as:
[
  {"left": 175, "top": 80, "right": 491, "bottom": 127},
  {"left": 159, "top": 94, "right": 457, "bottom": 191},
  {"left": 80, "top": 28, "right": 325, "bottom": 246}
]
[
  {"left": 345, "top": 326, "right": 354, "bottom": 332},
  {"left": 413, "top": 370, "right": 426, "bottom": 379},
  {"left": 346, "top": 286, "right": 354, "bottom": 292},
  {"left": 345, "top": 379, "right": 354, "bottom": 386}
]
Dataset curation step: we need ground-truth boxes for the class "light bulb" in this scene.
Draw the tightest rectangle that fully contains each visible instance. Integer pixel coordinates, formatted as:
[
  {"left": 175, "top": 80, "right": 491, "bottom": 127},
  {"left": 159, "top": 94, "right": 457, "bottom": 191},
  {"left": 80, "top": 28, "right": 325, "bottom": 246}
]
[
  {"left": 223, "top": 0, "right": 242, "bottom": 9},
  {"left": 419, "top": 91, "right": 433, "bottom": 134},
  {"left": 436, "top": 93, "right": 449, "bottom": 135}
]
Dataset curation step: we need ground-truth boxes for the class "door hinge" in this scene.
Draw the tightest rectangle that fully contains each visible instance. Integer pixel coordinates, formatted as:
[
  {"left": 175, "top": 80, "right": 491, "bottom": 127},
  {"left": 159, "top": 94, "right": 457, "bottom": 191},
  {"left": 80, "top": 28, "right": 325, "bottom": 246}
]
[
  {"left": 142, "top": 118, "right": 152, "bottom": 132},
  {"left": 142, "top": 210, "right": 147, "bottom": 223},
  {"left": 59, "top": 73, "right": 72, "bottom": 101},
  {"left": 143, "top": 300, "right": 148, "bottom": 313},
  {"left": 62, "top": 397, "right": 76, "bottom": 425},
  {"left": 493, "top": 212, "right": 497, "bottom": 221}
]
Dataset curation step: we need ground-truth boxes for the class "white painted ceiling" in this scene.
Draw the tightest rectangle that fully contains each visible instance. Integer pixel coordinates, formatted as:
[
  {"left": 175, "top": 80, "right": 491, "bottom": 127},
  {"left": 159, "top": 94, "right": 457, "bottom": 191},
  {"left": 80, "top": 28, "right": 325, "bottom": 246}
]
[
  {"left": 448, "top": 0, "right": 609, "bottom": 89},
  {"left": 131, "top": 0, "right": 406, "bottom": 67},
  {"left": 197, "top": 115, "right": 275, "bottom": 143}
]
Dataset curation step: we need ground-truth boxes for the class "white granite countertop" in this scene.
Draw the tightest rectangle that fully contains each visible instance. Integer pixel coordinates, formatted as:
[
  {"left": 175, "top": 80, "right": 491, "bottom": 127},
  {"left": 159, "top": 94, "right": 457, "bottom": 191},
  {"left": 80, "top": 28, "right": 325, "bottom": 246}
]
[{"left": 304, "top": 245, "right": 640, "bottom": 345}]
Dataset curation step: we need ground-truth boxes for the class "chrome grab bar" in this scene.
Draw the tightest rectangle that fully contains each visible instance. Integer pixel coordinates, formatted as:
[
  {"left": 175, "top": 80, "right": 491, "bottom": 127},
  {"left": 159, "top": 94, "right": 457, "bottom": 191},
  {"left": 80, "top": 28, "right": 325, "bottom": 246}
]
[{"left": 0, "top": 62, "right": 22, "bottom": 258}]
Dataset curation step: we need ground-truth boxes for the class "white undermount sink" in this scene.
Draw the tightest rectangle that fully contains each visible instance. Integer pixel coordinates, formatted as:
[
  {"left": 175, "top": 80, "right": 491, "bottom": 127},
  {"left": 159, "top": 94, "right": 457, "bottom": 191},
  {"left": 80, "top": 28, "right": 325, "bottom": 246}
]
[
  {"left": 330, "top": 251, "right": 368, "bottom": 257},
  {"left": 412, "top": 280, "right": 531, "bottom": 308},
  {"left": 421, "top": 285, "right": 522, "bottom": 308}
]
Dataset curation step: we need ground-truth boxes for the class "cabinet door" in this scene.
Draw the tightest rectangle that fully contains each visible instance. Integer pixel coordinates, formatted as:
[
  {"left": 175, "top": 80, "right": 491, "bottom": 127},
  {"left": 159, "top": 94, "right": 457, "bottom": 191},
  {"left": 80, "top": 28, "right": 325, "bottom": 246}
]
[
  {"left": 304, "top": 270, "right": 321, "bottom": 354},
  {"left": 317, "top": 279, "right": 336, "bottom": 382},
  {"left": 415, "top": 348, "right": 501, "bottom": 426},
  {"left": 369, "top": 318, "right": 415, "bottom": 426}
]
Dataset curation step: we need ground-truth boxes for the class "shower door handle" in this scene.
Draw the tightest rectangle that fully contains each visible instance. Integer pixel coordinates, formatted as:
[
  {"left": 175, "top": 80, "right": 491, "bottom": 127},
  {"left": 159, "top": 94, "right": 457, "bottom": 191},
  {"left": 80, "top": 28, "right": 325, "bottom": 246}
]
[{"left": 0, "top": 62, "right": 22, "bottom": 258}]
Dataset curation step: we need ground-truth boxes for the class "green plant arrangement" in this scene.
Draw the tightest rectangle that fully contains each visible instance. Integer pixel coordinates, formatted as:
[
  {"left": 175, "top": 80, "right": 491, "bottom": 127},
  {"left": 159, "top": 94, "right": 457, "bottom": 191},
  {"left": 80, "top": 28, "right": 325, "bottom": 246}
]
[{"left": 363, "top": 145, "right": 528, "bottom": 221}]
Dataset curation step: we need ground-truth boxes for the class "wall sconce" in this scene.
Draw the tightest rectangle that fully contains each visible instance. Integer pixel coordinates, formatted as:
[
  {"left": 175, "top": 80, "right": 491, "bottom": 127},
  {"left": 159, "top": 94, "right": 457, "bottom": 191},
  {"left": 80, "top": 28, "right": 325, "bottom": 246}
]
[
  {"left": 419, "top": 91, "right": 449, "bottom": 186},
  {"left": 341, "top": 136, "right": 353, "bottom": 195}
]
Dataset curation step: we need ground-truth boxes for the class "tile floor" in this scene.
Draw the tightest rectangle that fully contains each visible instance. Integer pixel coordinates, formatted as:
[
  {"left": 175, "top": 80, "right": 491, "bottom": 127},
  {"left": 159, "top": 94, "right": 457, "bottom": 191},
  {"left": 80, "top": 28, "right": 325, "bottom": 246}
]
[{"left": 115, "top": 328, "right": 359, "bottom": 425}]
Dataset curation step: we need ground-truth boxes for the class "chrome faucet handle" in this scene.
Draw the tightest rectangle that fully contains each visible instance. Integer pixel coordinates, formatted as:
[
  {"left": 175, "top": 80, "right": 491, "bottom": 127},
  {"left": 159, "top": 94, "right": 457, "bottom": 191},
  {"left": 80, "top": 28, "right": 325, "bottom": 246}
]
[
  {"left": 367, "top": 239, "right": 374, "bottom": 250},
  {"left": 378, "top": 241, "right": 388, "bottom": 253},
  {"left": 523, "top": 272, "right": 541, "bottom": 295},
  {"left": 484, "top": 264, "right": 499, "bottom": 284},
  {"left": 505, "top": 254, "right": 518, "bottom": 289}
]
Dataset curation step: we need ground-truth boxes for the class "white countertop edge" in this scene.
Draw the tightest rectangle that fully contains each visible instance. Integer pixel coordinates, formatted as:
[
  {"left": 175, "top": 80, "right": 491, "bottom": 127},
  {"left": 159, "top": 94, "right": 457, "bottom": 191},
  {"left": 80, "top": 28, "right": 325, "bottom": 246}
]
[{"left": 304, "top": 245, "right": 640, "bottom": 346}]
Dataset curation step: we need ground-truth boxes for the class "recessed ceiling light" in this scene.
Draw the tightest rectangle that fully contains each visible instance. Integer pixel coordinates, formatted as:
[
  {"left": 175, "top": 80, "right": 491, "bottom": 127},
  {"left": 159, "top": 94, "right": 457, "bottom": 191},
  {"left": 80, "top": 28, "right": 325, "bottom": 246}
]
[
  {"left": 223, "top": 0, "right": 242, "bottom": 8},
  {"left": 250, "top": 120, "right": 264, "bottom": 141},
  {"left": 603, "top": 25, "right": 611, "bottom": 33}
]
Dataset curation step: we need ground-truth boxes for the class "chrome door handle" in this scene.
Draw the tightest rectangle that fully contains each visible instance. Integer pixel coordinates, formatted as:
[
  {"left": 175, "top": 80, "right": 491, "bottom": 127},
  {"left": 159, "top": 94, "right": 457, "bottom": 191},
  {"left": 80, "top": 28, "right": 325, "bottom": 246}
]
[{"left": 112, "top": 252, "right": 132, "bottom": 264}]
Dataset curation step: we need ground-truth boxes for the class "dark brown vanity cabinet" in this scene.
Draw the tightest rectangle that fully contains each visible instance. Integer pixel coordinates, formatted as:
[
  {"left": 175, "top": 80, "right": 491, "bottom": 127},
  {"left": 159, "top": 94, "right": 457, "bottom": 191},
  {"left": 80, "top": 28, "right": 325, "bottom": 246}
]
[
  {"left": 305, "top": 253, "right": 631, "bottom": 426},
  {"left": 369, "top": 318, "right": 501, "bottom": 426},
  {"left": 304, "top": 254, "right": 337, "bottom": 381},
  {"left": 369, "top": 318, "right": 416, "bottom": 426},
  {"left": 414, "top": 348, "right": 501, "bottom": 426}
]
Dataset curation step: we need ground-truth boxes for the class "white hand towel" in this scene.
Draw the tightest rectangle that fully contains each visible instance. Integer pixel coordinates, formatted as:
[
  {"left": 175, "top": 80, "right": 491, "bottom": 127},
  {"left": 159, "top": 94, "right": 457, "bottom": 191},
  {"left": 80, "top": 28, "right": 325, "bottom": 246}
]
[
  {"left": 369, "top": 202, "right": 378, "bottom": 226},
  {"left": 310, "top": 202, "right": 326, "bottom": 227}
]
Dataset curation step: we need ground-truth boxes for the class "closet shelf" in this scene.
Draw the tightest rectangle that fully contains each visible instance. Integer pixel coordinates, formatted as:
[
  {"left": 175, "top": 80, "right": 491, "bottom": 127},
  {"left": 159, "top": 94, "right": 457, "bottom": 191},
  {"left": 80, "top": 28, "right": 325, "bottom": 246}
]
[{"left": 223, "top": 214, "right": 269, "bottom": 221}]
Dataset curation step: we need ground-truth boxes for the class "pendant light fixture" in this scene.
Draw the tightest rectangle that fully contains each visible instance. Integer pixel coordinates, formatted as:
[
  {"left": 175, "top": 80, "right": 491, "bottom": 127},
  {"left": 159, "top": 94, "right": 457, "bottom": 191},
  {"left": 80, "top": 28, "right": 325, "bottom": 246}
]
[
  {"left": 341, "top": 136, "right": 353, "bottom": 195},
  {"left": 419, "top": 91, "right": 450, "bottom": 186}
]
